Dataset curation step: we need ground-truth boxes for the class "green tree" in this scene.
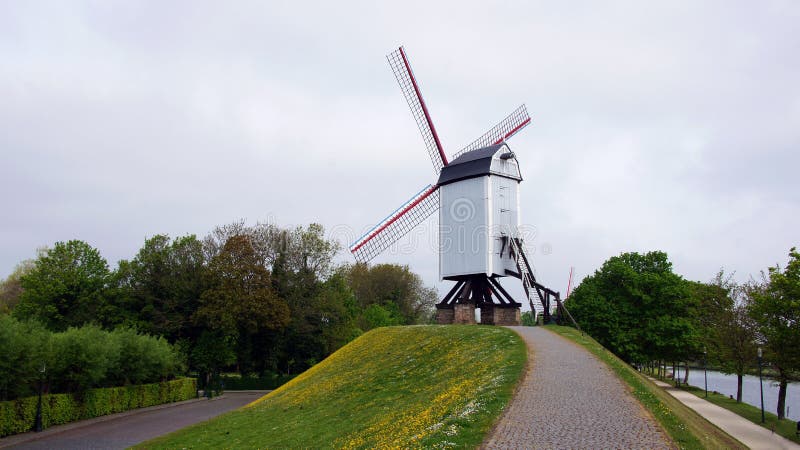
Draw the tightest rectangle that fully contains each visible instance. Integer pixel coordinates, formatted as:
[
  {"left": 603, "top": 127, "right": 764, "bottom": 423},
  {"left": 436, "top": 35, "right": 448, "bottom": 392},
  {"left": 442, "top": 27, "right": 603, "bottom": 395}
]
[
  {"left": 14, "top": 241, "right": 110, "bottom": 331},
  {"left": 194, "top": 235, "right": 291, "bottom": 374},
  {"left": 345, "top": 263, "right": 436, "bottom": 326},
  {"left": 112, "top": 234, "right": 205, "bottom": 341},
  {"left": 0, "top": 316, "right": 50, "bottom": 400},
  {"left": 748, "top": 247, "right": 800, "bottom": 419},
  {"left": 0, "top": 258, "right": 35, "bottom": 314},
  {"left": 49, "top": 325, "right": 119, "bottom": 393},
  {"left": 568, "top": 251, "right": 698, "bottom": 364},
  {"left": 521, "top": 311, "right": 536, "bottom": 326},
  {"left": 692, "top": 273, "right": 756, "bottom": 402}
]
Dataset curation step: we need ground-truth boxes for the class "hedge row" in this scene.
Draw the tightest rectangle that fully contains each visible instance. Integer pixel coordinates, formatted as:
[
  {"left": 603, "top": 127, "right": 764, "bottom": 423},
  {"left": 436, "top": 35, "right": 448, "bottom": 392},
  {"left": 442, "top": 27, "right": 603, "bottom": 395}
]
[
  {"left": 220, "top": 372, "right": 296, "bottom": 390},
  {"left": 0, "top": 316, "right": 185, "bottom": 400},
  {"left": 0, "top": 377, "right": 196, "bottom": 437}
]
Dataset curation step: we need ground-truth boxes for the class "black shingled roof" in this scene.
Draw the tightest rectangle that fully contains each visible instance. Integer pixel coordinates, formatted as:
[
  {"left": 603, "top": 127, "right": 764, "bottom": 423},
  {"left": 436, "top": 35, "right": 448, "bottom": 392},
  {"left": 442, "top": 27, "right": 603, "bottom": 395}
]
[{"left": 436, "top": 144, "right": 521, "bottom": 186}]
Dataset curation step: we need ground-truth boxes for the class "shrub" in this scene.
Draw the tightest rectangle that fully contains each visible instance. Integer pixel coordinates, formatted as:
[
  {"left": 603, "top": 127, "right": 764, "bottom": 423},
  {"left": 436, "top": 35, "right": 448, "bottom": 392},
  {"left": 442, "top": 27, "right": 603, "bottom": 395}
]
[
  {"left": 48, "top": 325, "right": 119, "bottom": 393},
  {"left": 0, "top": 316, "right": 50, "bottom": 400},
  {"left": 107, "top": 327, "right": 185, "bottom": 386},
  {"left": 220, "top": 372, "right": 296, "bottom": 390},
  {"left": 0, "top": 378, "right": 196, "bottom": 437}
]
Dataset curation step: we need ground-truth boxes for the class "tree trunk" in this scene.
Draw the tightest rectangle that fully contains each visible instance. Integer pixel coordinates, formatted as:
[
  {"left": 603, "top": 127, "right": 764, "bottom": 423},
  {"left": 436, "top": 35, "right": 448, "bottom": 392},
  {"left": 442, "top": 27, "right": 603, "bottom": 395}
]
[
  {"left": 736, "top": 373, "right": 743, "bottom": 402},
  {"left": 683, "top": 361, "right": 689, "bottom": 384},
  {"left": 778, "top": 375, "right": 788, "bottom": 420}
]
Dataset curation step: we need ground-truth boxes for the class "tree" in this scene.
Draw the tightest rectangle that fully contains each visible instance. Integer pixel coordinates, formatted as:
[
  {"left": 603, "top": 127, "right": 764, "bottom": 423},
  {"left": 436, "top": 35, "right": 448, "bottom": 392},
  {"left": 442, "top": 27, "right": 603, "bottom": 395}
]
[
  {"left": 112, "top": 234, "right": 206, "bottom": 341},
  {"left": 0, "top": 258, "right": 35, "bottom": 314},
  {"left": 567, "top": 251, "right": 699, "bottom": 365},
  {"left": 0, "top": 316, "right": 50, "bottom": 400},
  {"left": 203, "top": 221, "right": 339, "bottom": 280},
  {"left": 693, "top": 272, "right": 757, "bottom": 402},
  {"left": 194, "top": 235, "right": 290, "bottom": 374},
  {"left": 345, "top": 263, "right": 437, "bottom": 326},
  {"left": 14, "top": 241, "right": 110, "bottom": 331},
  {"left": 715, "top": 303, "right": 758, "bottom": 402},
  {"left": 748, "top": 247, "right": 800, "bottom": 419},
  {"left": 521, "top": 311, "right": 536, "bottom": 326}
]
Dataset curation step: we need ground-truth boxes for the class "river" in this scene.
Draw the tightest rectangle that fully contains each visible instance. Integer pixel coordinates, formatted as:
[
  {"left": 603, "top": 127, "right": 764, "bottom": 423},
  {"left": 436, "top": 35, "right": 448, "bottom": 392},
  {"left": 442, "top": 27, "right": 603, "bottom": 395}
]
[{"left": 671, "top": 367, "right": 800, "bottom": 421}]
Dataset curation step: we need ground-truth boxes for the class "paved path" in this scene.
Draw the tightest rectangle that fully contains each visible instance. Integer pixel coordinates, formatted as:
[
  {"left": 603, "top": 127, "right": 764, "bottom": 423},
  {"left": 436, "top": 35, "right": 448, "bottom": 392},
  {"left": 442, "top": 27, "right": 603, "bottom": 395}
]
[
  {"left": 483, "top": 327, "right": 672, "bottom": 449},
  {"left": 651, "top": 378, "right": 800, "bottom": 450},
  {"left": 0, "top": 392, "right": 264, "bottom": 450}
]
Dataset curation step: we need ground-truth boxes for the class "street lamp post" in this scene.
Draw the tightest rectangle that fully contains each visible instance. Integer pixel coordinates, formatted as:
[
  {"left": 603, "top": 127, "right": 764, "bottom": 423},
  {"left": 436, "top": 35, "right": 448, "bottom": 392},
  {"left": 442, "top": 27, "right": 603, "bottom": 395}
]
[
  {"left": 758, "top": 347, "right": 765, "bottom": 424},
  {"left": 34, "top": 363, "right": 46, "bottom": 432},
  {"left": 703, "top": 347, "right": 708, "bottom": 398}
]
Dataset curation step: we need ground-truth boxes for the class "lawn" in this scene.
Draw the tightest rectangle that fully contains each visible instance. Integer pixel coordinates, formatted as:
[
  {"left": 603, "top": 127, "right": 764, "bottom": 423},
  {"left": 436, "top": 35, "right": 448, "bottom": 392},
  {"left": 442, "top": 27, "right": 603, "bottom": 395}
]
[
  {"left": 135, "top": 325, "right": 526, "bottom": 449},
  {"left": 546, "top": 325, "right": 745, "bottom": 450}
]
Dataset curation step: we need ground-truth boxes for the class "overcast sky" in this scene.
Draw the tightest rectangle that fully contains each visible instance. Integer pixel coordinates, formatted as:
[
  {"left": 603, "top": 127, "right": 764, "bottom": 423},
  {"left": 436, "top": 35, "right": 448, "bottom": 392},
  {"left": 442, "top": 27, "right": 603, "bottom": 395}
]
[{"left": 1, "top": 1, "right": 798, "bottom": 303}]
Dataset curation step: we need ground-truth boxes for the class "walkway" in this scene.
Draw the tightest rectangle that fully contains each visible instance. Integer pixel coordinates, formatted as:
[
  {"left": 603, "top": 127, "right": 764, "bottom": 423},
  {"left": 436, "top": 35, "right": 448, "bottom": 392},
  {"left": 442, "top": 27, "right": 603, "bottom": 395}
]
[
  {"left": 651, "top": 378, "right": 800, "bottom": 450},
  {"left": 0, "top": 391, "right": 265, "bottom": 449},
  {"left": 483, "top": 327, "right": 672, "bottom": 449}
]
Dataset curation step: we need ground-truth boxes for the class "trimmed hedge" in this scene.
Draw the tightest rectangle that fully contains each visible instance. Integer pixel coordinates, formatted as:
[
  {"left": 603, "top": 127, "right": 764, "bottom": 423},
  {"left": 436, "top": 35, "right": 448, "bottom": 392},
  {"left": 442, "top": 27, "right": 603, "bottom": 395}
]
[
  {"left": 220, "top": 373, "right": 295, "bottom": 390},
  {"left": 0, "top": 378, "right": 196, "bottom": 437},
  {"left": 0, "top": 318, "right": 186, "bottom": 401}
]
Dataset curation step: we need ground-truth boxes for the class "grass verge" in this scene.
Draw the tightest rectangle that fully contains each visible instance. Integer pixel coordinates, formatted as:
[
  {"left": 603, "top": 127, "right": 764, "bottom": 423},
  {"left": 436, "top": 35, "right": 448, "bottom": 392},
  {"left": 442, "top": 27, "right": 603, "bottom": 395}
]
[
  {"left": 135, "top": 325, "right": 526, "bottom": 449},
  {"left": 546, "top": 325, "right": 745, "bottom": 450},
  {"left": 678, "top": 384, "right": 800, "bottom": 444}
]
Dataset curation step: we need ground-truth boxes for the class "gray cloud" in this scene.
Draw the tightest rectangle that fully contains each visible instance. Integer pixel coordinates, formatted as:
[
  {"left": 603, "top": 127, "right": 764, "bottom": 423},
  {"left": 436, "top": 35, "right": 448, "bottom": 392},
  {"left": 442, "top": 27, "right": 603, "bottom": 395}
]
[{"left": 1, "top": 1, "right": 798, "bottom": 302}]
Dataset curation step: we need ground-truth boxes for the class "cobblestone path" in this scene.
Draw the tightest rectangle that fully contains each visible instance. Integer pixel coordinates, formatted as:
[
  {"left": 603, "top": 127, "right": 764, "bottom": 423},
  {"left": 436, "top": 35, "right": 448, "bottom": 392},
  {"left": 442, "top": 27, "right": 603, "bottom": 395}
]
[{"left": 483, "top": 327, "right": 673, "bottom": 449}]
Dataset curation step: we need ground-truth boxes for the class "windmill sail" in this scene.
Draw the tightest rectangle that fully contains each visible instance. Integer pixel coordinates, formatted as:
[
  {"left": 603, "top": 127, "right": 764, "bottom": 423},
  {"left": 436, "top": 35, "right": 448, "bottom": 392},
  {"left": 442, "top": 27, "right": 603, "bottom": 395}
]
[
  {"left": 350, "top": 184, "right": 440, "bottom": 263},
  {"left": 387, "top": 47, "right": 448, "bottom": 174},
  {"left": 451, "top": 105, "right": 531, "bottom": 161}
]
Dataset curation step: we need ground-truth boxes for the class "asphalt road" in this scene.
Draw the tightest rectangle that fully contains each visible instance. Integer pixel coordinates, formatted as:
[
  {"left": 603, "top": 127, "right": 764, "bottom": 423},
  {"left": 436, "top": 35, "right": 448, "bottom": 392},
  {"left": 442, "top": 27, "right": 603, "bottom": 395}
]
[{"left": 4, "top": 392, "right": 263, "bottom": 450}]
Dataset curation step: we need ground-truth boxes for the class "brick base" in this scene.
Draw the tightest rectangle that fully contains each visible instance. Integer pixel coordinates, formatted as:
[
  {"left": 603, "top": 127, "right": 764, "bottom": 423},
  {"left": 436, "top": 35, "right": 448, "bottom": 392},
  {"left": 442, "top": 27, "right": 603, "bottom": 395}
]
[
  {"left": 494, "top": 307, "right": 521, "bottom": 325},
  {"left": 453, "top": 303, "right": 476, "bottom": 324},
  {"left": 435, "top": 307, "right": 454, "bottom": 324},
  {"left": 479, "top": 305, "right": 521, "bottom": 325},
  {"left": 437, "top": 303, "right": 519, "bottom": 325},
  {"left": 480, "top": 305, "right": 494, "bottom": 325}
]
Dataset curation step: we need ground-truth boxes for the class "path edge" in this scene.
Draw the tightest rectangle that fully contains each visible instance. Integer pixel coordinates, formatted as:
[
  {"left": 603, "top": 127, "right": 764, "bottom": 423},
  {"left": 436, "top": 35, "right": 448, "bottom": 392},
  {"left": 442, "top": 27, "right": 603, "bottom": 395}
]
[{"left": 479, "top": 326, "right": 536, "bottom": 449}]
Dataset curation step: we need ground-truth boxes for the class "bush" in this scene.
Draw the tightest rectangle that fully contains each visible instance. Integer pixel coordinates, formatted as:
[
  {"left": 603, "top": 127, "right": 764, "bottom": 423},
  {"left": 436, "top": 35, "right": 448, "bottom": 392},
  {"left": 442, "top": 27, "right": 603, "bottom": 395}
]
[
  {"left": 0, "top": 378, "right": 196, "bottom": 437},
  {"left": 220, "top": 372, "right": 296, "bottom": 390},
  {"left": 0, "top": 316, "right": 50, "bottom": 400},
  {"left": 106, "top": 327, "right": 185, "bottom": 386},
  {"left": 49, "top": 325, "right": 119, "bottom": 393},
  {"left": 0, "top": 317, "right": 186, "bottom": 400}
]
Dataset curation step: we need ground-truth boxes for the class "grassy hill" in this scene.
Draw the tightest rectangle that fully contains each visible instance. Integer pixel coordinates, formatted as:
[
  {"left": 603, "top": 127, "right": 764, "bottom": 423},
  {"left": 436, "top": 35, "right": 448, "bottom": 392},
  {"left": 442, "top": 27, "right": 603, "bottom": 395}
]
[{"left": 136, "top": 325, "right": 526, "bottom": 449}]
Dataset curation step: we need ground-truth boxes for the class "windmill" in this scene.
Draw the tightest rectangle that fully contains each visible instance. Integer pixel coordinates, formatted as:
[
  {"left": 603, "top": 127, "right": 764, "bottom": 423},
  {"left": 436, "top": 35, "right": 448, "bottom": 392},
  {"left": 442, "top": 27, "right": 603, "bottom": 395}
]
[{"left": 350, "top": 46, "right": 574, "bottom": 326}]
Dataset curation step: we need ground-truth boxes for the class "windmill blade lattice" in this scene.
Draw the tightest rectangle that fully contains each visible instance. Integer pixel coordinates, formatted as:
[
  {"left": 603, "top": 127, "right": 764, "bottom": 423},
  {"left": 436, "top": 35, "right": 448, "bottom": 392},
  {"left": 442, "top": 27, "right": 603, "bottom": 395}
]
[
  {"left": 350, "top": 184, "right": 440, "bottom": 263},
  {"left": 387, "top": 47, "right": 448, "bottom": 174},
  {"left": 451, "top": 104, "right": 531, "bottom": 161}
]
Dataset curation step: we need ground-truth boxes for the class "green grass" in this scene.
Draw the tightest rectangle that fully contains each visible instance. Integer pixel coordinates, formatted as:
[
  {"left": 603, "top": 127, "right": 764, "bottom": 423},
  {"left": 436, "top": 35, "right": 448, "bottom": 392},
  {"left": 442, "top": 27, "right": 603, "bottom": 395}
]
[
  {"left": 135, "top": 325, "right": 526, "bottom": 449},
  {"left": 678, "top": 384, "right": 800, "bottom": 444},
  {"left": 546, "top": 325, "right": 745, "bottom": 450}
]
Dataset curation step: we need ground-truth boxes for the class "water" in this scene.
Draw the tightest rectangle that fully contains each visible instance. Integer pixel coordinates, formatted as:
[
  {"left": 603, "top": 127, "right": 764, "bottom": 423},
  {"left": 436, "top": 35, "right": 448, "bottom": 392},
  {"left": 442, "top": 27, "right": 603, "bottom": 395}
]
[{"left": 672, "top": 367, "right": 800, "bottom": 421}]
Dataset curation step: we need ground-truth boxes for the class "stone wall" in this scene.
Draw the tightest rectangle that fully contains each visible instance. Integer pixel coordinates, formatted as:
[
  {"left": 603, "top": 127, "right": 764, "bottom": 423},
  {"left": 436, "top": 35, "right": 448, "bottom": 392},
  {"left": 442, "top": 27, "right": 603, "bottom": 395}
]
[
  {"left": 480, "top": 305, "right": 494, "bottom": 325},
  {"left": 493, "top": 307, "right": 521, "bottom": 325},
  {"left": 453, "top": 303, "right": 476, "bottom": 324},
  {"left": 436, "top": 303, "right": 518, "bottom": 325},
  {"left": 435, "top": 307, "right": 454, "bottom": 324}
]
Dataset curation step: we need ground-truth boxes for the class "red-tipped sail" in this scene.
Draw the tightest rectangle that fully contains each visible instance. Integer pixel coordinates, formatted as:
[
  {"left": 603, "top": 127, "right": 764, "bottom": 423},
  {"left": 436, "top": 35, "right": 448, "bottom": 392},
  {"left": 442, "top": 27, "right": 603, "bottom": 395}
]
[
  {"left": 350, "top": 184, "right": 440, "bottom": 263},
  {"left": 451, "top": 105, "right": 531, "bottom": 161},
  {"left": 387, "top": 47, "right": 448, "bottom": 174}
]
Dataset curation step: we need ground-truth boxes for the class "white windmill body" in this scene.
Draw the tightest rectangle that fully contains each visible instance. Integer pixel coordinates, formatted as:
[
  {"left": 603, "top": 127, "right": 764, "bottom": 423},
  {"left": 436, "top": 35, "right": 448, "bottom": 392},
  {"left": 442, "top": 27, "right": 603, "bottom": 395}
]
[
  {"left": 350, "top": 46, "right": 576, "bottom": 326},
  {"left": 438, "top": 143, "right": 521, "bottom": 281}
]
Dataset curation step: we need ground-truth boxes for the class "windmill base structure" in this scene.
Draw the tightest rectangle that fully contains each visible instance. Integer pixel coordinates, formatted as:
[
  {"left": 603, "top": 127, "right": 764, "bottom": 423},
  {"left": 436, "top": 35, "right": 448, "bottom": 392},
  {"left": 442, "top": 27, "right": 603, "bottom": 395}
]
[
  {"left": 349, "top": 46, "right": 579, "bottom": 329},
  {"left": 435, "top": 275, "right": 522, "bottom": 325}
]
